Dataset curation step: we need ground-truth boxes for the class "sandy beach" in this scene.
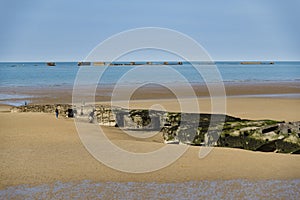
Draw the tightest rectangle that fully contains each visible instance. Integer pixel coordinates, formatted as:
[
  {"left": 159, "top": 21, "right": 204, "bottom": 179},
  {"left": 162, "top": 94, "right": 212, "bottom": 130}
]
[
  {"left": 1, "top": 82, "right": 300, "bottom": 198},
  {"left": 1, "top": 112, "right": 300, "bottom": 189}
]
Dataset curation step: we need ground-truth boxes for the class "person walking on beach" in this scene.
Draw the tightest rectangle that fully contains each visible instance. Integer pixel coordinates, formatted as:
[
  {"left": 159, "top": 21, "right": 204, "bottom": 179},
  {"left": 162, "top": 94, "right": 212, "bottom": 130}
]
[
  {"left": 55, "top": 108, "right": 59, "bottom": 119},
  {"left": 89, "top": 109, "right": 95, "bottom": 123}
]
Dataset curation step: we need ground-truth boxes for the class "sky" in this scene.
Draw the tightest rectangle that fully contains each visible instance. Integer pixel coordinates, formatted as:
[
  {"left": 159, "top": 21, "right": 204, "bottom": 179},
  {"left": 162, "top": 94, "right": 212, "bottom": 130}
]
[{"left": 0, "top": 0, "right": 299, "bottom": 61}]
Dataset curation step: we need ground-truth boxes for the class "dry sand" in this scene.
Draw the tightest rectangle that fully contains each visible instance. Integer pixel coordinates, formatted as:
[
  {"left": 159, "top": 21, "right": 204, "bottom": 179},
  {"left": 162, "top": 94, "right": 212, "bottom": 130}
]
[
  {"left": 1, "top": 111, "right": 300, "bottom": 189},
  {"left": 0, "top": 82, "right": 300, "bottom": 193},
  {"left": 125, "top": 97, "right": 300, "bottom": 122}
]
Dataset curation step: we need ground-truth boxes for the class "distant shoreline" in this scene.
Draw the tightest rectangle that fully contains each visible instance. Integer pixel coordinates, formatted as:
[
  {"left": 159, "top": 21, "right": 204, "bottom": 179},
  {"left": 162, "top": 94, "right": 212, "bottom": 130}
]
[{"left": 1, "top": 60, "right": 299, "bottom": 64}]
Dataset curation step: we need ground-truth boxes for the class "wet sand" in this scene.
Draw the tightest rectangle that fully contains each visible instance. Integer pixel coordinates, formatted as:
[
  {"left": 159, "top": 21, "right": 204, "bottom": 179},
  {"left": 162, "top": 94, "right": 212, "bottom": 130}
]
[{"left": 0, "top": 81, "right": 299, "bottom": 104}]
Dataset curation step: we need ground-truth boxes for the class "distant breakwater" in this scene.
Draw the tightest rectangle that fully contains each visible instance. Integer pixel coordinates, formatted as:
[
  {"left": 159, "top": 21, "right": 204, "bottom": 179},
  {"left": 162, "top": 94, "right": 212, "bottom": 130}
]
[{"left": 11, "top": 104, "right": 300, "bottom": 154}]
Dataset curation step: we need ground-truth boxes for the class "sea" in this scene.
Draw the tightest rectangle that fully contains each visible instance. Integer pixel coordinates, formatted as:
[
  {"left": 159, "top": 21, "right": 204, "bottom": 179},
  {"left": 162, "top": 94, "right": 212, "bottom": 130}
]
[
  {"left": 0, "top": 61, "right": 299, "bottom": 105},
  {"left": 0, "top": 61, "right": 300, "bottom": 88},
  {"left": 0, "top": 61, "right": 299, "bottom": 87}
]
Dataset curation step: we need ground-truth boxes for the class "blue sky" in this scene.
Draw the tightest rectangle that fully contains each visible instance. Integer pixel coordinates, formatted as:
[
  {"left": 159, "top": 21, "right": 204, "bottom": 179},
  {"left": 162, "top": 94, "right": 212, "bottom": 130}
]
[{"left": 0, "top": 0, "right": 299, "bottom": 61}]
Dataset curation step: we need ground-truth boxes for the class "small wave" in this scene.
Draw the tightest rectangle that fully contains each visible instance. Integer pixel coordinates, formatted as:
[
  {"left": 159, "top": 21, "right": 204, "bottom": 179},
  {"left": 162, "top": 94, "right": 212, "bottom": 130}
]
[
  {"left": 0, "top": 94, "right": 33, "bottom": 100},
  {"left": 230, "top": 93, "right": 300, "bottom": 99},
  {"left": 0, "top": 100, "right": 30, "bottom": 106}
]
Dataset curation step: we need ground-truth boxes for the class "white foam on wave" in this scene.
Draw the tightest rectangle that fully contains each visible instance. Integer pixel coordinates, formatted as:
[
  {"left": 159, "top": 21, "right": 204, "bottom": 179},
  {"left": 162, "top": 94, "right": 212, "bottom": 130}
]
[{"left": 0, "top": 94, "right": 33, "bottom": 100}]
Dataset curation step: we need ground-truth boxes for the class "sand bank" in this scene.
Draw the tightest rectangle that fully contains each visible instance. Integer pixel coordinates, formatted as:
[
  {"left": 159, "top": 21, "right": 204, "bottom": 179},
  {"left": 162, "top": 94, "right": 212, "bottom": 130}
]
[{"left": 0, "top": 81, "right": 299, "bottom": 104}]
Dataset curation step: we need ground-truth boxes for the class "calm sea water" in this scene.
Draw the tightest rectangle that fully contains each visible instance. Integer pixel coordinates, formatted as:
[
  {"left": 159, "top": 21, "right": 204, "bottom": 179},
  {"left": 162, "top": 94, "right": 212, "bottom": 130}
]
[
  {"left": 0, "top": 61, "right": 299, "bottom": 87},
  {"left": 0, "top": 61, "right": 299, "bottom": 105}
]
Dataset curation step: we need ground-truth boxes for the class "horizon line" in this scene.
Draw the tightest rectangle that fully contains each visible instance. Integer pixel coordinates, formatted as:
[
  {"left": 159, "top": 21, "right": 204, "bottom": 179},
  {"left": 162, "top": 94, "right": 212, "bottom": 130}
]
[{"left": 0, "top": 60, "right": 300, "bottom": 63}]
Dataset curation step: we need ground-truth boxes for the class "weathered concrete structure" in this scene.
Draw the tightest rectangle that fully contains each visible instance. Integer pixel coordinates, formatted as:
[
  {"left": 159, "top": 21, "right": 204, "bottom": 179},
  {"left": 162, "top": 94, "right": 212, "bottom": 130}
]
[{"left": 12, "top": 104, "right": 300, "bottom": 154}]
